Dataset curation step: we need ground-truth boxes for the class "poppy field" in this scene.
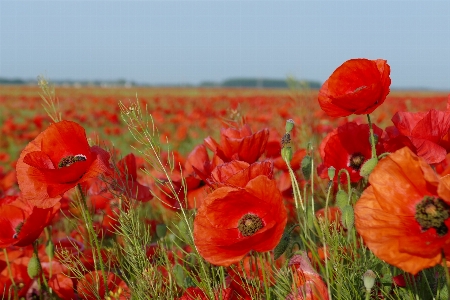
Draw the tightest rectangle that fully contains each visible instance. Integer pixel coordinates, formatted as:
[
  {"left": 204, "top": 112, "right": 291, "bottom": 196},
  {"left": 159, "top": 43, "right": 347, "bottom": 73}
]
[{"left": 1, "top": 59, "right": 450, "bottom": 299}]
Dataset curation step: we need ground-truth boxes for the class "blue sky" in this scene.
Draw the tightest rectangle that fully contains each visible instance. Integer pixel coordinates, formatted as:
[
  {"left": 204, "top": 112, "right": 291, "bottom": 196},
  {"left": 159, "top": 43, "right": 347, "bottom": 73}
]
[{"left": 1, "top": 1, "right": 450, "bottom": 89}]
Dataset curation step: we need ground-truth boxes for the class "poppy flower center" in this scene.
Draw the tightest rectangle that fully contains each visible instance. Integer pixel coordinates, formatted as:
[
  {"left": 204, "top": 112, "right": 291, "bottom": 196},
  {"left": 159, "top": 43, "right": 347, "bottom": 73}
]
[
  {"left": 349, "top": 152, "right": 366, "bottom": 171},
  {"left": 13, "top": 221, "right": 24, "bottom": 239},
  {"left": 238, "top": 213, "right": 264, "bottom": 237},
  {"left": 58, "top": 154, "right": 87, "bottom": 168},
  {"left": 415, "top": 196, "right": 450, "bottom": 237}
]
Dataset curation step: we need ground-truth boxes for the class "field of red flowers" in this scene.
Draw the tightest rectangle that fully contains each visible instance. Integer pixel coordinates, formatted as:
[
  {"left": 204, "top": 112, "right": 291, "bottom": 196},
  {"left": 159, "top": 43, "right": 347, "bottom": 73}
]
[{"left": 2, "top": 59, "right": 450, "bottom": 299}]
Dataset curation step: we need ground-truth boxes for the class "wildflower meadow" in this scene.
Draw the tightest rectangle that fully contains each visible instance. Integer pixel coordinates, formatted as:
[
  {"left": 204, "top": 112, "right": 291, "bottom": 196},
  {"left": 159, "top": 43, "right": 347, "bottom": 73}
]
[{"left": 2, "top": 58, "right": 450, "bottom": 299}]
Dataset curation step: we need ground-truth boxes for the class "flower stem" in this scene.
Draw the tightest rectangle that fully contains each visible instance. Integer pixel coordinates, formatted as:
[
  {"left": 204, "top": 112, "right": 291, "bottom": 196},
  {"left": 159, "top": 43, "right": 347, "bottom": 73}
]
[
  {"left": 442, "top": 249, "right": 450, "bottom": 294},
  {"left": 76, "top": 184, "right": 108, "bottom": 295},
  {"left": 366, "top": 114, "right": 377, "bottom": 159},
  {"left": 3, "top": 248, "right": 18, "bottom": 299}
]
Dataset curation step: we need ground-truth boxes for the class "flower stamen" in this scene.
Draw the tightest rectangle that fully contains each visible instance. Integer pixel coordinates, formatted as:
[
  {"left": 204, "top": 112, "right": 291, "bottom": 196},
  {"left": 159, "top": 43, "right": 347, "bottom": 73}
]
[
  {"left": 349, "top": 152, "right": 366, "bottom": 171},
  {"left": 58, "top": 154, "right": 87, "bottom": 168},
  {"left": 415, "top": 196, "right": 450, "bottom": 236},
  {"left": 238, "top": 214, "right": 264, "bottom": 237}
]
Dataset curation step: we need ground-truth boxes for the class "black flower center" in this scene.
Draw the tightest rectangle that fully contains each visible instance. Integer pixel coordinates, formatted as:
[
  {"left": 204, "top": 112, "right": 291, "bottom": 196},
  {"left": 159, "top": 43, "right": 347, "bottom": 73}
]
[
  {"left": 58, "top": 154, "right": 87, "bottom": 168},
  {"left": 415, "top": 196, "right": 450, "bottom": 237},
  {"left": 349, "top": 152, "right": 366, "bottom": 171},
  {"left": 238, "top": 213, "right": 264, "bottom": 237},
  {"left": 13, "top": 221, "right": 24, "bottom": 239}
]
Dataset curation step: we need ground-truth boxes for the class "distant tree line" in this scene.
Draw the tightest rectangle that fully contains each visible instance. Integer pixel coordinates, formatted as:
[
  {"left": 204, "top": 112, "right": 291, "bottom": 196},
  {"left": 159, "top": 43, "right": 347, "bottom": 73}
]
[{"left": 0, "top": 77, "right": 321, "bottom": 89}]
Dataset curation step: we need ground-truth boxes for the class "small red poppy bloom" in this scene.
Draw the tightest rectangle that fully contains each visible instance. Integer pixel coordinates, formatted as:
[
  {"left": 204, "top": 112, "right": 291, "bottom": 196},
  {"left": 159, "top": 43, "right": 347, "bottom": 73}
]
[
  {"left": 384, "top": 109, "right": 450, "bottom": 164},
  {"left": 287, "top": 252, "right": 329, "bottom": 300},
  {"left": 193, "top": 175, "right": 287, "bottom": 266},
  {"left": 318, "top": 58, "right": 391, "bottom": 117},
  {"left": 204, "top": 124, "right": 269, "bottom": 163},
  {"left": 355, "top": 147, "right": 450, "bottom": 274},
  {"left": 207, "top": 160, "right": 273, "bottom": 188},
  {"left": 16, "top": 120, "right": 111, "bottom": 208},
  {"left": 0, "top": 257, "right": 33, "bottom": 298},
  {"left": 0, "top": 196, "right": 60, "bottom": 248},
  {"left": 111, "top": 153, "right": 152, "bottom": 202},
  {"left": 317, "top": 122, "right": 385, "bottom": 183}
]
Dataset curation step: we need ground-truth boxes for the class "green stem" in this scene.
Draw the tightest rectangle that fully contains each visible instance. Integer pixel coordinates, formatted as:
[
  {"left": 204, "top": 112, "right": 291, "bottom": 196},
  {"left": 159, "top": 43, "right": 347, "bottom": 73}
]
[
  {"left": 76, "top": 184, "right": 108, "bottom": 295},
  {"left": 366, "top": 114, "right": 377, "bottom": 159},
  {"left": 442, "top": 249, "right": 450, "bottom": 297},
  {"left": 310, "top": 144, "right": 315, "bottom": 215},
  {"left": 365, "top": 289, "right": 371, "bottom": 300},
  {"left": 3, "top": 248, "right": 18, "bottom": 299},
  {"left": 324, "top": 181, "right": 333, "bottom": 226},
  {"left": 337, "top": 169, "right": 351, "bottom": 194}
]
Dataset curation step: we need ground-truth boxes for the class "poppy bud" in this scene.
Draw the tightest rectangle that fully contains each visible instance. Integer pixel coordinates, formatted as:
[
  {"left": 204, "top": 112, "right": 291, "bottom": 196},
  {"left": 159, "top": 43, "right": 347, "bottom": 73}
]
[
  {"left": 335, "top": 190, "right": 349, "bottom": 209},
  {"left": 156, "top": 224, "right": 167, "bottom": 239},
  {"left": 173, "top": 264, "right": 185, "bottom": 287},
  {"left": 363, "top": 270, "right": 376, "bottom": 291},
  {"left": 327, "top": 166, "right": 336, "bottom": 181},
  {"left": 359, "top": 157, "right": 378, "bottom": 177},
  {"left": 285, "top": 119, "right": 295, "bottom": 133},
  {"left": 46, "top": 239, "right": 55, "bottom": 259},
  {"left": 301, "top": 155, "right": 312, "bottom": 180},
  {"left": 281, "top": 147, "right": 293, "bottom": 163},
  {"left": 341, "top": 205, "right": 354, "bottom": 230},
  {"left": 27, "top": 253, "right": 42, "bottom": 278}
]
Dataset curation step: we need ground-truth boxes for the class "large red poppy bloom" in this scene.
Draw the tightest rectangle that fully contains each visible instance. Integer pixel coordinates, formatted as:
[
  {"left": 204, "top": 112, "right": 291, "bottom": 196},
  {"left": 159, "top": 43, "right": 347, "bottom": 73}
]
[
  {"left": 193, "top": 175, "right": 287, "bottom": 266},
  {"left": 384, "top": 109, "right": 450, "bottom": 164},
  {"left": 16, "top": 120, "right": 111, "bottom": 208},
  {"left": 318, "top": 58, "right": 391, "bottom": 117},
  {"left": 317, "top": 122, "right": 385, "bottom": 183},
  {"left": 204, "top": 124, "right": 269, "bottom": 164},
  {"left": 355, "top": 147, "right": 450, "bottom": 274}
]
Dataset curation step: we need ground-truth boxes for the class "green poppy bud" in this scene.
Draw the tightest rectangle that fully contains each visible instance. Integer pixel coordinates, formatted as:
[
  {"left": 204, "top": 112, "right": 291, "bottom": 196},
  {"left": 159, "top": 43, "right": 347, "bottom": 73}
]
[
  {"left": 335, "top": 190, "right": 349, "bottom": 209},
  {"left": 27, "top": 253, "right": 42, "bottom": 278},
  {"left": 360, "top": 157, "right": 378, "bottom": 177},
  {"left": 341, "top": 205, "right": 354, "bottom": 230},
  {"left": 327, "top": 166, "right": 336, "bottom": 181},
  {"left": 281, "top": 147, "right": 293, "bottom": 163},
  {"left": 46, "top": 239, "right": 55, "bottom": 260},
  {"left": 363, "top": 270, "right": 377, "bottom": 291},
  {"left": 285, "top": 119, "right": 295, "bottom": 133},
  {"left": 173, "top": 264, "right": 185, "bottom": 287},
  {"left": 156, "top": 224, "right": 167, "bottom": 239},
  {"left": 301, "top": 155, "right": 312, "bottom": 180}
]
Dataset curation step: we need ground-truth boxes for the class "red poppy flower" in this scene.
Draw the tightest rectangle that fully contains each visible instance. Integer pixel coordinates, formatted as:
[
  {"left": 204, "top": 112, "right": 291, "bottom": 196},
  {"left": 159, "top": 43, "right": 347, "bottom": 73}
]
[
  {"left": 204, "top": 124, "right": 269, "bottom": 163},
  {"left": 111, "top": 153, "right": 152, "bottom": 202},
  {"left": 317, "top": 122, "right": 385, "bottom": 183},
  {"left": 207, "top": 160, "right": 274, "bottom": 188},
  {"left": 354, "top": 147, "right": 450, "bottom": 274},
  {"left": 0, "top": 196, "right": 60, "bottom": 248},
  {"left": 0, "top": 257, "right": 33, "bottom": 298},
  {"left": 318, "top": 58, "right": 391, "bottom": 117},
  {"left": 16, "top": 120, "right": 111, "bottom": 208},
  {"left": 227, "top": 252, "right": 285, "bottom": 299},
  {"left": 152, "top": 145, "right": 216, "bottom": 209},
  {"left": 384, "top": 109, "right": 450, "bottom": 164},
  {"left": 287, "top": 252, "right": 329, "bottom": 300},
  {"left": 193, "top": 175, "right": 287, "bottom": 266}
]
